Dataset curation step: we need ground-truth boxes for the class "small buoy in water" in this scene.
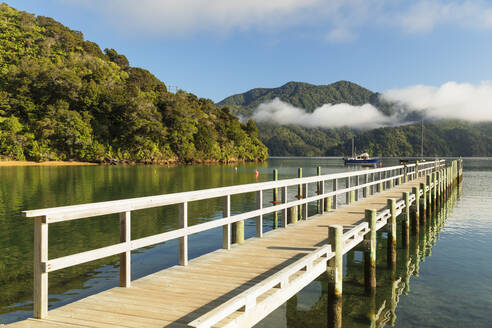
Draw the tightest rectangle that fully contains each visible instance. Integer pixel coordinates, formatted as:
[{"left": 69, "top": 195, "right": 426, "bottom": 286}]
[
  {"left": 255, "top": 169, "right": 259, "bottom": 178},
  {"left": 235, "top": 167, "right": 238, "bottom": 171},
  {"left": 374, "top": 164, "right": 377, "bottom": 169}
]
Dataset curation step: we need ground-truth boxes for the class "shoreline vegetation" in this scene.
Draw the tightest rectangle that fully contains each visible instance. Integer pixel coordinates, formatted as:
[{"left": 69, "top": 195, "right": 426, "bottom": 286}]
[
  {"left": 0, "top": 160, "right": 97, "bottom": 166},
  {"left": 0, "top": 157, "right": 263, "bottom": 166}
]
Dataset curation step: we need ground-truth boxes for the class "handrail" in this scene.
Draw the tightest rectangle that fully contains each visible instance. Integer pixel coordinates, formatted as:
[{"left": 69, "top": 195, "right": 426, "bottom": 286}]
[
  {"left": 188, "top": 244, "right": 334, "bottom": 328},
  {"left": 26, "top": 159, "right": 446, "bottom": 319},
  {"left": 22, "top": 160, "right": 444, "bottom": 222}
]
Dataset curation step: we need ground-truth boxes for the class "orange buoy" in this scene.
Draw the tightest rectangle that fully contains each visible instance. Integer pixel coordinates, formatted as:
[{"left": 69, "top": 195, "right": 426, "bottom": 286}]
[{"left": 255, "top": 169, "right": 259, "bottom": 178}]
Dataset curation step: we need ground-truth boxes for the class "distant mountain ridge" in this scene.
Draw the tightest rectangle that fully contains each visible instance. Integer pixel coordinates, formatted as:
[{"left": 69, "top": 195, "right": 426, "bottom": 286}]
[
  {"left": 217, "top": 81, "right": 381, "bottom": 116},
  {"left": 218, "top": 81, "right": 492, "bottom": 157}
]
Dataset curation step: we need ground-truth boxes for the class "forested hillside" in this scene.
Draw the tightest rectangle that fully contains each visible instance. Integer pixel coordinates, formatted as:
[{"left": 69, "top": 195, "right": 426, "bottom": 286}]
[
  {"left": 221, "top": 82, "right": 492, "bottom": 157},
  {"left": 0, "top": 4, "right": 268, "bottom": 163},
  {"left": 218, "top": 81, "right": 378, "bottom": 116}
]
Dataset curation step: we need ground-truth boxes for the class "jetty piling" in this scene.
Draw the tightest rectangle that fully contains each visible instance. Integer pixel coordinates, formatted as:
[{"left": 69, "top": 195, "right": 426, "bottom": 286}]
[{"left": 387, "top": 198, "right": 397, "bottom": 270}]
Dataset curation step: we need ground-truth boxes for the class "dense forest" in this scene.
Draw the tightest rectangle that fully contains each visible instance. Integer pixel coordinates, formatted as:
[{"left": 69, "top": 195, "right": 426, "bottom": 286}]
[
  {"left": 0, "top": 4, "right": 268, "bottom": 163},
  {"left": 220, "top": 81, "right": 492, "bottom": 157}
]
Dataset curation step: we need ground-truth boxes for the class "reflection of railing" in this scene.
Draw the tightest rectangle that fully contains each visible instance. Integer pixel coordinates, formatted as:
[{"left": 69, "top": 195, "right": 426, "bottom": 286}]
[{"left": 23, "top": 160, "right": 444, "bottom": 319}]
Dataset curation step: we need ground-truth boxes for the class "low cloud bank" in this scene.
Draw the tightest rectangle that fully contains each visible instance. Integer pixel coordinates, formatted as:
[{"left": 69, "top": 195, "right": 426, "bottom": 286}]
[
  {"left": 252, "top": 98, "right": 392, "bottom": 129},
  {"left": 251, "top": 81, "right": 492, "bottom": 129},
  {"left": 382, "top": 81, "right": 492, "bottom": 122}
]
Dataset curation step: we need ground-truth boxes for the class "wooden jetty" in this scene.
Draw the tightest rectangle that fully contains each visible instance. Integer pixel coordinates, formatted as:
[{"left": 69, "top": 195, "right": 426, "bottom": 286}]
[{"left": 6, "top": 159, "right": 463, "bottom": 328}]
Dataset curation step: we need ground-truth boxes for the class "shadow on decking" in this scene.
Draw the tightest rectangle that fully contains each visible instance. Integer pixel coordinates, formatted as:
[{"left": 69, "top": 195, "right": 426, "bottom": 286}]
[{"left": 167, "top": 252, "right": 309, "bottom": 327}]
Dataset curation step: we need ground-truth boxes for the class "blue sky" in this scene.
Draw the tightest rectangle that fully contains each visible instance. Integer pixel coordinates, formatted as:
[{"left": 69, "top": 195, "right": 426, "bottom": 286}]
[{"left": 9, "top": 0, "right": 492, "bottom": 103}]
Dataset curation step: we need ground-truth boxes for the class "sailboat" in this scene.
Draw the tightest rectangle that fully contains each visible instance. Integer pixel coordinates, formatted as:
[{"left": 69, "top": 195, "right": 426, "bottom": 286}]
[{"left": 344, "top": 137, "right": 380, "bottom": 165}]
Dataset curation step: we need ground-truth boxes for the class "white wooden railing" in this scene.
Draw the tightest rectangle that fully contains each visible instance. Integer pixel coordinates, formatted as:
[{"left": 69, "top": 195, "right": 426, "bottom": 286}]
[{"left": 24, "top": 160, "right": 444, "bottom": 319}]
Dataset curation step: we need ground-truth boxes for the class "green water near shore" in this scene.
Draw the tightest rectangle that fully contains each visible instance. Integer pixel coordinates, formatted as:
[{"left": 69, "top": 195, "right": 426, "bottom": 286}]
[{"left": 1, "top": 158, "right": 491, "bottom": 327}]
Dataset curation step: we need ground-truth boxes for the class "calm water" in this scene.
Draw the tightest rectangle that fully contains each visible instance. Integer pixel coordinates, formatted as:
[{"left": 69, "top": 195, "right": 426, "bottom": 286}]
[{"left": 0, "top": 157, "right": 491, "bottom": 327}]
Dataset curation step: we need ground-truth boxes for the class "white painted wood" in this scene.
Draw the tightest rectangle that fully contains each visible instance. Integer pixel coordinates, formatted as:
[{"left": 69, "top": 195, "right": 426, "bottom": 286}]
[
  {"left": 256, "top": 190, "right": 263, "bottom": 237},
  {"left": 23, "top": 165, "right": 415, "bottom": 221},
  {"left": 222, "top": 195, "right": 231, "bottom": 250},
  {"left": 33, "top": 216, "right": 48, "bottom": 319},
  {"left": 333, "top": 178, "right": 338, "bottom": 209},
  {"left": 119, "top": 212, "right": 131, "bottom": 287},
  {"left": 188, "top": 244, "right": 333, "bottom": 328},
  {"left": 179, "top": 202, "right": 188, "bottom": 266},
  {"left": 281, "top": 186, "right": 287, "bottom": 227},
  {"left": 303, "top": 184, "right": 308, "bottom": 220},
  {"left": 46, "top": 243, "right": 129, "bottom": 272}
]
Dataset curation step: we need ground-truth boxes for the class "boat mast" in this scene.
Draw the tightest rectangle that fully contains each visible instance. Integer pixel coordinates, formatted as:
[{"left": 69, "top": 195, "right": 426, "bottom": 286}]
[{"left": 421, "top": 120, "right": 424, "bottom": 159}]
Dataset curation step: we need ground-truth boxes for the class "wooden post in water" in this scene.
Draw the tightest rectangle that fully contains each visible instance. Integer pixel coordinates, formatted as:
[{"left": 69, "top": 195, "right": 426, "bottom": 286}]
[
  {"left": 364, "top": 209, "right": 377, "bottom": 295},
  {"left": 120, "top": 211, "right": 131, "bottom": 287},
  {"left": 328, "top": 225, "right": 343, "bottom": 298},
  {"left": 426, "top": 174, "right": 432, "bottom": 220},
  {"left": 233, "top": 220, "right": 244, "bottom": 244},
  {"left": 298, "top": 168, "right": 303, "bottom": 221},
  {"left": 288, "top": 205, "right": 298, "bottom": 225},
  {"left": 433, "top": 171, "right": 437, "bottom": 212},
  {"left": 387, "top": 198, "right": 397, "bottom": 270},
  {"left": 420, "top": 182, "right": 427, "bottom": 227},
  {"left": 272, "top": 169, "right": 278, "bottom": 229},
  {"left": 34, "top": 216, "right": 48, "bottom": 319},
  {"left": 411, "top": 186, "right": 420, "bottom": 235},
  {"left": 402, "top": 192, "right": 410, "bottom": 248}
]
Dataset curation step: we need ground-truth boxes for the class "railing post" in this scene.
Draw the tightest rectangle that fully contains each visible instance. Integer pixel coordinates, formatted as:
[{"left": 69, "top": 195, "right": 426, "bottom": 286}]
[
  {"left": 34, "top": 216, "right": 48, "bottom": 319},
  {"left": 120, "top": 211, "right": 131, "bottom": 287},
  {"left": 256, "top": 190, "right": 263, "bottom": 237},
  {"left": 272, "top": 169, "right": 278, "bottom": 229},
  {"left": 363, "top": 174, "right": 368, "bottom": 198},
  {"left": 355, "top": 175, "right": 360, "bottom": 201},
  {"left": 364, "top": 209, "right": 377, "bottom": 295},
  {"left": 179, "top": 202, "right": 188, "bottom": 265},
  {"left": 387, "top": 198, "right": 396, "bottom": 270},
  {"left": 222, "top": 195, "right": 231, "bottom": 250},
  {"left": 333, "top": 179, "right": 338, "bottom": 209},
  {"left": 281, "top": 186, "right": 288, "bottom": 227},
  {"left": 402, "top": 192, "right": 410, "bottom": 248},
  {"left": 303, "top": 183, "right": 308, "bottom": 220},
  {"left": 298, "top": 168, "right": 303, "bottom": 221},
  {"left": 345, "top": 176, "right": 351, "bottom": 204},
  {"left": 317, "top": 167, "right": 322, "bottom": 213}
]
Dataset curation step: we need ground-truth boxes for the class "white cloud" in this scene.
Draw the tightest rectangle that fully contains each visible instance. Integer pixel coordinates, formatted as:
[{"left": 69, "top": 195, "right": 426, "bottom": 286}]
[
  {"left": 382, "top": 81, "right": 492, "bottom": 122},
  {"left": 61, "top": 0, "right": 492, "bottom": 40},
  {"left": 252, "top": 98, "right": 392, "bottom": 129}
]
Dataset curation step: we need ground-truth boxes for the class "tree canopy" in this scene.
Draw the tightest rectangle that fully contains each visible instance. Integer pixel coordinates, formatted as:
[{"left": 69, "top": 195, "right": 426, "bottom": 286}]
[{"left": 0, "top": 4, "right": 268, "bottom": 163}]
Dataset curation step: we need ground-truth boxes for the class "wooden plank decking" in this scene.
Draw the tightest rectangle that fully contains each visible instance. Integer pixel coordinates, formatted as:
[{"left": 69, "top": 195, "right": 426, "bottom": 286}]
[{"left": 7, "top": 177, "right": 428, "bottom": 328}]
